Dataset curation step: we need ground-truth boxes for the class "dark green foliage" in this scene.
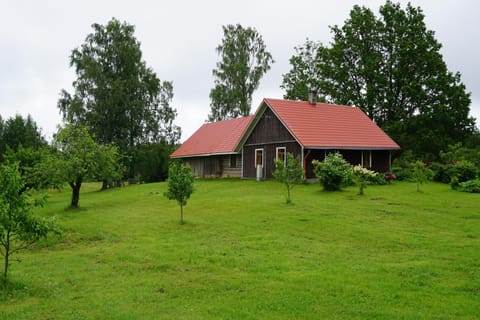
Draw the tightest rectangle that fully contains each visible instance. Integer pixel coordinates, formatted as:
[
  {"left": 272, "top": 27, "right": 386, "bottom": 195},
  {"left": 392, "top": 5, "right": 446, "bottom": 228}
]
[
  {"left": 391, "top": 152, "right": 415, "bottom": 181},
  {"left": 0, "top": 115, "right": 46, "bottom": 161},
  {"left": 368, "top": 172, "right": 388, "bottom": 185},
  {"left": 429, "top": 162, "right": 452, "bottom": 184},
  {"left": 282, "top": 1, "right": 476, "bottom": 160},
  {"left": 440, "top": 143, "right": 480, "bottom": 168},
  {"left": 58, "top": 18, "right": 180, "bottom": 177},
  {"left": 0, "top": 163, "right": 58, "bottom": 283},
  {"left": 133, "top": 143, "right": 171, "bottom": 183},
  {"left": 450, "top": 160, "right": 477, "bottom": 184},
  {"left": 164, "top": 162, "right": 195, "bottom": 224},
  {"left": 458, "top": 179, "right": 480, "bottom": 193},
  {"left": 272, "top": 153, "right": 304, "bottom": 203},
  {"left": 2, "top": 146, "right": 63, "bottom": 191},
  {"left": 312, "top": 153, "right": 352, "bottom": 191},
  {"left": 208, "top": 24, "right": 274, "bottom": 121}
]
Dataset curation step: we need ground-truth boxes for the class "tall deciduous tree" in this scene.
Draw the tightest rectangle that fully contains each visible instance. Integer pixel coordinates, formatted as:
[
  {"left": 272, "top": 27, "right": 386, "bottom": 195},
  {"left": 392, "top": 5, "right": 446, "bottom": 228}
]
[
  {"left": 208, "top": 24, "right": 274, "bottom": 121},
  {"left": 58, "top": 18, "right": 180, "bottom": 177},
  {"left": 282, "top": 1, "right": 476, "bottom": 160},
  {"left": 0, "top": 163, "right": 57, "bottom": 284}
]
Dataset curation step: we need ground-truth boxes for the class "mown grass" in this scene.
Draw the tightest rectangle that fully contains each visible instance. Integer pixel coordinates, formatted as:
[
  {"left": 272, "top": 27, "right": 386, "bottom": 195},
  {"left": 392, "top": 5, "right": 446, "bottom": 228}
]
[{"left": 1, "top": 179, "right": 479, "bottom": 319}]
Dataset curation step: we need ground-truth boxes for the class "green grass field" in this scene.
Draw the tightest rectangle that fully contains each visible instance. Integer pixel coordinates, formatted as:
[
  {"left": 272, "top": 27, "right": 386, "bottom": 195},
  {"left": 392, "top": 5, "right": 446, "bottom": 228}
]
[{"left": 1, "top": 179, "right": 479, "bottom": 319}]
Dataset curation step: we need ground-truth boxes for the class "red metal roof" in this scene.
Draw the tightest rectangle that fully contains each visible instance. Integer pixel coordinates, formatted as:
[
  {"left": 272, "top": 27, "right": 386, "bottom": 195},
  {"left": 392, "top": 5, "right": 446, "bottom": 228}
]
[
  {"left": 263, "top": 98, "right": 400, "bottom": 149},
  {"left": 171, "top": 116, "right": 253, "bottom": 158}
]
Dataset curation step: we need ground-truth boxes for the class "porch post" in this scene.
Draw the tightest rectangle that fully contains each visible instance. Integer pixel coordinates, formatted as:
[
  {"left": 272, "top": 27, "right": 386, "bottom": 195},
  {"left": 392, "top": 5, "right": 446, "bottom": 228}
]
[{"left": 301, "top": 147, "right": 305, "bottom": 179}]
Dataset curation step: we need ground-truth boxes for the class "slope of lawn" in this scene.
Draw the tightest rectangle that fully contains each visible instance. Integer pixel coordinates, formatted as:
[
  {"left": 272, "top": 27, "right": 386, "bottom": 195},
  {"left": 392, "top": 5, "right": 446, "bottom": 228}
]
[{"left": 1, "top": 179, "right": 479, "bottom": 319}]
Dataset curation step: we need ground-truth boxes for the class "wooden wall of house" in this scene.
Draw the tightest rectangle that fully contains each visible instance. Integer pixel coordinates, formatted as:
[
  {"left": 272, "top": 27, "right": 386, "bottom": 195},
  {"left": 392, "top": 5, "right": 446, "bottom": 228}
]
[
  {"left": 185, "top": 157, "right": 221, "bottom": 178},
  {"left": 222, "top": 154, "right": 242, "bottom": 178},
  {"left": 304, "top": 149, "right": 392, "bottom": 179},
  {"left": 245, "top": 107, "right": 296, "bottom": 143},
  {"left": 243, "top": 142, "right": 301, "bottom": 179},
  {"left": 185, "top": 154, "right": 242, "bottom": 178},
  {"left": 242, "top": 107, "right": 301, "bottom": 179},
  {"left": 371, "top": 150, "right": 391, "bottom": 172}
]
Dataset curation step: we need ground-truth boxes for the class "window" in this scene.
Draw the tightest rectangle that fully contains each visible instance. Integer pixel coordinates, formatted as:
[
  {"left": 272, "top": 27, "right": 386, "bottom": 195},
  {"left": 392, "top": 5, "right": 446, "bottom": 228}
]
[
  {"left": 276, "top": 147, "right": 286, "bottom": 164},
  {"left": 255, "top": 149, "right": 264, "bottom": 167},
  {"left": 230, "top": 154, "right": 237, "bottom": 168}
]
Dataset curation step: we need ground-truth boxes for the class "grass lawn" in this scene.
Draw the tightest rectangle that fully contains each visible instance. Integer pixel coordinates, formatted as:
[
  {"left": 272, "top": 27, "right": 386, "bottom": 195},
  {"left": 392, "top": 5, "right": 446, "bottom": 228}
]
[{"left": 1, "top": 179, "right": 479, "bottom": 319}]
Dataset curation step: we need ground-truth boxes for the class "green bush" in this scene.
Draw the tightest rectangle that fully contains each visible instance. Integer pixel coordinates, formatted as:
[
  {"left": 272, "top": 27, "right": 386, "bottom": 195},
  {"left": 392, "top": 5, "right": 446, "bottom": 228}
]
[
  {"left": 352, "top": 165, "right": 377, "bottom": 195},
  {"left": 458, "top": 179, "right": 480, "bottom": 193},
  {"left": 312, "top": 153, "right": 352, "bottom": 191},
  {"left": 369, "top": 172, "right": 388, "bottom": 185},
  {"left": 450, "top": 160, "right": 478, "bottom": 184},
  {"left": 391, "top": 151, "right": 415, "bottom": 181},
  {"left": 429, "top": 162, "right": 452, "bottom": 183},
  {"left": 391, "top": 166, "right": 412, "bottom": 181},
  {"left": 133, "top": 142, "right": 171, "bottom": 182}
]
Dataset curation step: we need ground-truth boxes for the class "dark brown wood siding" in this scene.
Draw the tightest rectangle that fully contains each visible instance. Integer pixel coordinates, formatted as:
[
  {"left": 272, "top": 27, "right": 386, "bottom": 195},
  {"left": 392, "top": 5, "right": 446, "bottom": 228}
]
[
  {"left": 242, "top": 107, "right": 301, "bottom": 179},
  {"left": 243, "top": 142, "right": 301, "bottom": 179},
  {"left": 305, "top": 149, "right": 392, "bottom": 179},
  {"left": 371, "top": 150, "right": 391, "bottom": 172}
]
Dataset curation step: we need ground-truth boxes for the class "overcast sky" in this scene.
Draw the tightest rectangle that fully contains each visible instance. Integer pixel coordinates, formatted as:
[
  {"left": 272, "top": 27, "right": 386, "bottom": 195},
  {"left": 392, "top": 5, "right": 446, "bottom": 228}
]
[{"left": 1, "top": 0, "right": 479, "bottom": 141}]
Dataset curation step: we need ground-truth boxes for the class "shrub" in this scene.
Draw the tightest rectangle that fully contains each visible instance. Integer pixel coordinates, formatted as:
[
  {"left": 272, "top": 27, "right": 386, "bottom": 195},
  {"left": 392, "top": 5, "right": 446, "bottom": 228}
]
[
  {"left": 429, "top": 162, "right": 452, "bottom": 183},
  {"left": 312, "top": 153, "right": 352, "bottom": 191},
  {"left": 458, "top": 179, "right": 480, "bottom": 193},
  {"left": 352, "top": 165, "right": 377, "bottom": 195},
  {"left": 391, "top": 151, "right": 415, "bottom": 180},
  {"left": 382, "top": 172, "right": 396, "bottom": 185},
  {"left": 450, "top": 160, "right": 477, "bottom": 184}
]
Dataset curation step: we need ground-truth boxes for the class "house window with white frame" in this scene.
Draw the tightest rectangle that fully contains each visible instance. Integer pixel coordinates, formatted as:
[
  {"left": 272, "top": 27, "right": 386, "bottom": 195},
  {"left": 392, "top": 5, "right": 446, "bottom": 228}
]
[
  {"left": 255, "top": 149, "right": 264, "bottom": 168},
  {"left": 276, "top": 147, "right": 286, "bottom": 165}
]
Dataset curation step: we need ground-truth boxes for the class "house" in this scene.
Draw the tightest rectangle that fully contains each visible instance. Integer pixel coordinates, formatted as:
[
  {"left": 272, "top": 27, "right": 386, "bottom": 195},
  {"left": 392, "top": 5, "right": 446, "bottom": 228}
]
[
  {"left": 171, "top": 98, "right": 400, "bottom": 179},
  {"left": 170, "top": 116, "right": 252, "bottom": 178}
]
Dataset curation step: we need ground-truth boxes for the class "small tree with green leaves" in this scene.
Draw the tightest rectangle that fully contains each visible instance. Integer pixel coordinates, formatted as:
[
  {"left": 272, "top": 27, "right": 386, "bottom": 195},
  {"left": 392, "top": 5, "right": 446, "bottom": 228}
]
[
  {"left": 312, "top": 153, "right": 352, "bottom": 191},
  {"left": 164, "top": 162, "right": 195, "bottom": 224},
  {"left": 411, "top": 160, "right": 433, "bottom": 192},
  {"left": 272, "top": 152, "right": 304, "bottom": 204},
  {"left": 0, "top": 163, "right": 58, "bottom": 284},
  {"left": 352, "top": 165, "right": 377, "bottom": 195},
  {"left": 54, "top": 124, "right": 123, "bottom": 208}
]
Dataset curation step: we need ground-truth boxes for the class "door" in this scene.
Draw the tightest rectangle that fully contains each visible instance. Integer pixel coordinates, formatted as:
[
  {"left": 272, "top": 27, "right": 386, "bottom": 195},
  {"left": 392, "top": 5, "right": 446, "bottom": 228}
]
[{"left": 255, "top": 148, "right": 264, "bottom": 180}]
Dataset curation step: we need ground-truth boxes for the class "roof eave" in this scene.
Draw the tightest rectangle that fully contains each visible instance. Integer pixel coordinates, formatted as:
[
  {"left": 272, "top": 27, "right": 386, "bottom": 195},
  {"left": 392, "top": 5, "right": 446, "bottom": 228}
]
[
  {"left": 170, "top": 151, "right": 240, "bottom": 159},
  {"left": 304, "top": 146, "right": 401, "bottom": 150}
]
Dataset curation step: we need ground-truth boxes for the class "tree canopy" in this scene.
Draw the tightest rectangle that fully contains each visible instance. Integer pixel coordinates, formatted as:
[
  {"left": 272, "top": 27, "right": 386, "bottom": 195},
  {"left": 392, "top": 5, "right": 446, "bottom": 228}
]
[
  {"left": 53, "top": 125, "right": 122, "bottom": 208},
  {"left": 282, "top": 1, "right": 477, "bottom": 160},
  {"left": 272, "top": 152, "right": 304, "bottom": 204},
  {"left": 0, "top": 162, "right": 57, "bottom": 283},
  {"left": 208, "top": 24, "right": 274, "bottom": 122},
  {"left": 164, "top": 161, "right": 195, "bottom": 224},
  {"left": 0, "top": 114, "right": 46, "bottom": 160},
  {"left": 58, "top": 18, "right": 180, "bottom": 177}
]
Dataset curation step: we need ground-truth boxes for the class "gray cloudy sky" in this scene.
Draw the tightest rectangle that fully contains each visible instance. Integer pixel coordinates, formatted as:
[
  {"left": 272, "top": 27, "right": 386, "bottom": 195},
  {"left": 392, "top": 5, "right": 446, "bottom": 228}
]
[{"left": 1, "top": 0, "right": 479, "bottom": 141}]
